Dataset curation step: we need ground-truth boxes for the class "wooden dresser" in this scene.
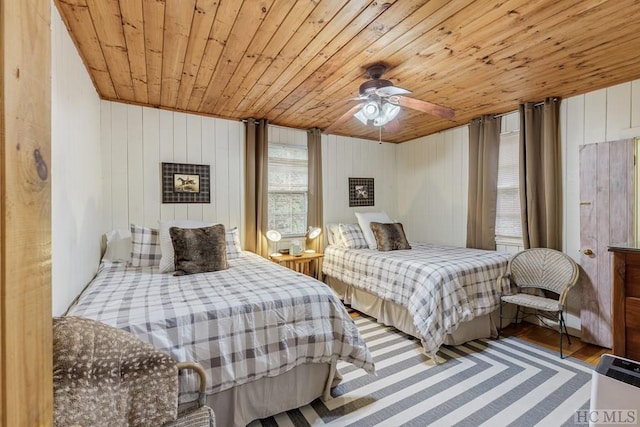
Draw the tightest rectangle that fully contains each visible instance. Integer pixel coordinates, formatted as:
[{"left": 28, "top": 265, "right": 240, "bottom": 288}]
[{"left": 610, "top": 243, "right": 640, "bottom": 360}]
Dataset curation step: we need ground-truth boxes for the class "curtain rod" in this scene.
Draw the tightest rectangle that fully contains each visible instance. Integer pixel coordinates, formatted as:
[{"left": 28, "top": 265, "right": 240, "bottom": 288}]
[{"left": 492, "top": 97, "right": 559, "bottom": 119}]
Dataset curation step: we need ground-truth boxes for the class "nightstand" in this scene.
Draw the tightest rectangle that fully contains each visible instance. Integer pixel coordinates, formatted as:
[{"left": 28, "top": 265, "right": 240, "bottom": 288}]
[{"left": 270, "top": 252, "right": 324, "bottom": 280}]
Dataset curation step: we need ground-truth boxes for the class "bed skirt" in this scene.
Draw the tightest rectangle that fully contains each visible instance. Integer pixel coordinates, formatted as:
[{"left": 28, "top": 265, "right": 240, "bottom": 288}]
[
  {"left": 325, "top": 275, "right": 509, "bottom": 347},
  {"left": 179, "top": 360, "right": 340, "bottom": 427}
]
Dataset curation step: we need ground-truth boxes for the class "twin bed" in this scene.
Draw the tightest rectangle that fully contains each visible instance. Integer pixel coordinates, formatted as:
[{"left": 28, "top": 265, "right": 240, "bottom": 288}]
[
  {"left": 66, "top": 250, "right": 374, "bottom": 426},
  {"left": 321, "top": 217, "right": 511, "bottom": 359},
  {"left": 322, "top": 242, "right": 511, "bottom": 358},
  {"left": 65, "top": 220, "right": 510, "bottom": 425}
]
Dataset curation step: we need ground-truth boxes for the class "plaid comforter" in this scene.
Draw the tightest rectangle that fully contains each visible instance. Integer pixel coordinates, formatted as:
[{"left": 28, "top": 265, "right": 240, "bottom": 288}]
[
  {"left": 323, "top": 244, "right": 511, "bottom": 355},
  {"left": 67, "top": 252, "right": 374, "bottom": 403}
]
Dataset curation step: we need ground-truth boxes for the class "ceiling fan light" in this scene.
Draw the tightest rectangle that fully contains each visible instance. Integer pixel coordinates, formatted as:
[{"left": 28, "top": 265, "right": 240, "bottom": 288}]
[
  {"left": 375, "top": 102, "right": 400, "bottom": 126},
  {"left": 354, "top": 109, "right": 369, "bottom": 125},
  {"left": 362, "top": 101, "right": 380, "bottom": 120}
]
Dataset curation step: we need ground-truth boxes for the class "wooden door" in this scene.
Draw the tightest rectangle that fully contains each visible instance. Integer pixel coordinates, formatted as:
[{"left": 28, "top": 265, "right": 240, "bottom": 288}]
[
  {"left": 579, "top": 139, "right": 635, "bottom": 348},
  {"left": 1, "top": 0, "right": 53, "bottom": 425}
]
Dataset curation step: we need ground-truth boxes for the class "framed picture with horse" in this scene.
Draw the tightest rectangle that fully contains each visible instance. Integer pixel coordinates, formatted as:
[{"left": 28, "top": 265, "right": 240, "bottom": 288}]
[{"left": 161, "top": 162, "right": 210, "bottom": 204}]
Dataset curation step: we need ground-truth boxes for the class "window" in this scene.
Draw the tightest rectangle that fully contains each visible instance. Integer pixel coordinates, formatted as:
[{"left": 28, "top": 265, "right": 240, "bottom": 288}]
[
  {"left": 268, "top": 141, "right": 308, "bottom": 236},
  {"left": 495, "top": 131, "right": 523, "bottom": 242}
]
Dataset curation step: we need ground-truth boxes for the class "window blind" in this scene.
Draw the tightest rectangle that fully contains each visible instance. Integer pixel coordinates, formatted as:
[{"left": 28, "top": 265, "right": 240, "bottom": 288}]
[
  {"left": 495, "top": 132, "right": 523, "bottom": 240},
  {"left": 268, "top": 143, "right": 308, "bottom": 236}
]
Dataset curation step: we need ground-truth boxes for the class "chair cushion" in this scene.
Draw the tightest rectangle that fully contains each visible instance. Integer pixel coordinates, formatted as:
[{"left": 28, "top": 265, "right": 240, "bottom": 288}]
[{"left": 501, "top": 293, "right": 562, "bottom": 312}]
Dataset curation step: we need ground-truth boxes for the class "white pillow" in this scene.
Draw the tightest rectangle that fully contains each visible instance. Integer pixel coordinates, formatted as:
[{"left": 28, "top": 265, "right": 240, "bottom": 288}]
[
  {"left": 102, "top": 229, "right": 132, "bottom": 263},
  {"left": 325, "top": 223, "right": 341, "bottom": 246},
  {"left": 159, "top": 220, "right": 213, "bottom": 272},
  {"left": 355, "top": 211, "right": 393, "bottom": 249}
]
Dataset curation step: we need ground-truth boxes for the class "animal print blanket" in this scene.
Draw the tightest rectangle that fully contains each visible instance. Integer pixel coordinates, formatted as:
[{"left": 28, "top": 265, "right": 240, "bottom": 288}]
[{"left": 53, "top": 316, "right": 178, "bottom": 427}]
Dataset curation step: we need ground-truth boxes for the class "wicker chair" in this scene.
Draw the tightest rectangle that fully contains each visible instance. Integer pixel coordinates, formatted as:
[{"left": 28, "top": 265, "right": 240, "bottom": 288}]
[{"left": 497, "top": 248, "right": 579, "bottom": 358}]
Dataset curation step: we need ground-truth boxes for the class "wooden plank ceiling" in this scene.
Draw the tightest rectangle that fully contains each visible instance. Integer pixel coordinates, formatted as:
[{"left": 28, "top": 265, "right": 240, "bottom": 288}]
[{"left": 56, "top": 0, "right": 640, "bottom": 143}]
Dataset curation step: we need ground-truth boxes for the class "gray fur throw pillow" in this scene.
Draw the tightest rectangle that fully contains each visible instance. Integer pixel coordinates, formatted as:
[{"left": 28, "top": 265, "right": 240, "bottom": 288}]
[
  {"left": 170, "top": 224, "right": 228, "bottom": 275},
  {"left": 370, "top": 222, "right": 412, "bottom": 251}
]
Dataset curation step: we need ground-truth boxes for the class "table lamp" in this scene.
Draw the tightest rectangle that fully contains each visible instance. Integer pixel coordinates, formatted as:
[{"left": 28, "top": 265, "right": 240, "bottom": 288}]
[
  {"left": 266, "top": 230, "right": 282, "bottom": 257},
  {"left": 304, "top": 226, "right": 322, "bottom": 253}
]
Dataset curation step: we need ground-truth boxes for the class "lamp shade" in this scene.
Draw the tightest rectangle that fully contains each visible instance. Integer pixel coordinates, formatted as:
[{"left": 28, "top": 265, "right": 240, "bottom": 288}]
[
  {"left": 266, "top": 230, "right": 282, "bottom": 242},
  {"left": 361, "top": 101, "right": 380, "bottom": 120},
  {"left": 374, "top": 102, "right": 400, "bottom": 126},
  {"left": 354, "top": 108, "right": 369, "bottom": 125},
  {"left": 306, "top": 226, "right": 322, "bottom": 240}
]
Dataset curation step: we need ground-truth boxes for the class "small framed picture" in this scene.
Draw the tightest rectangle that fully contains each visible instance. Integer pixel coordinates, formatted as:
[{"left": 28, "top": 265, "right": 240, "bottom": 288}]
[
  {"left": 349, "top": 177, "right": 374, "bottom": 207},
  {"left": 162, "top": 162, "right": 210, "bottom": 203},
  {"left": 173, "top": 173, "right": 200, "bottom": 193}
]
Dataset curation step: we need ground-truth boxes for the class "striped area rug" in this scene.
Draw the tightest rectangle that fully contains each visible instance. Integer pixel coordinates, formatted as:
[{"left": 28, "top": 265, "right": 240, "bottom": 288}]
[{"left": 251, "top": 312, "right": 593, "bottom": 427}]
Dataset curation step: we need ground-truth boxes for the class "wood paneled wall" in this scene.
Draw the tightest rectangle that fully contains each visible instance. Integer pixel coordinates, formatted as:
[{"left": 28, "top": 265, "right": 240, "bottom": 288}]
[
  {"left": 100, "top": 109, "right": 398, "bottom": 248},
  {"left": 396, "top": 126, "right": 469, "bottom": 247},
  {"left": 395, "top": 79, "right": 640, "bottom": 337},
  {"left": 562, "top": 81, "right": 640, "bottom": 266},
  {"left": 51, "top": 5, "right": 102, "bottom": 316},
  {"left": 1, "top": 0, "right": 52, "bottom": 424},
  {"left": 322, "top": 134, "right": 398, "bottom": 226},
  {"left": 100, "top": 101, "right": 244, "bottom": 234}
]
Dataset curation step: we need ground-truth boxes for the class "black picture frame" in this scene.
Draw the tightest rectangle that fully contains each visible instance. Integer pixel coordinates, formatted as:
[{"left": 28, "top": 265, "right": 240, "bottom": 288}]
[
  {"left": 161, "top": 162, "right": 211, "bottom": 204},
  {"left": 349, "top": 177, "right": 374, "bottom": 207}
]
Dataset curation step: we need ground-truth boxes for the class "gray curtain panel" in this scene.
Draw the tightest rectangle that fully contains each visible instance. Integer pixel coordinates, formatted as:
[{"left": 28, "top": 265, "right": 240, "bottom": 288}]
[
  {"left": 307, "top": 128, "right": 323, "bottom": 254},
  {"left": 244, "top": 118, "right": 269, "bottom": 257},
  {"left": 466, "top": 115, "right": 501, "bottom": 250},
  {"left": 519, "top": 98, "right": 562, "bottom": 250}
]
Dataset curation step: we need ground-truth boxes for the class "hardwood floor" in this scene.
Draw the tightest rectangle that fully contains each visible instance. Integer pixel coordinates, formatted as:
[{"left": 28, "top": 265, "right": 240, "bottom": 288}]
[{"left": 499, "top": 321, "right": 610, "bottom": 366}]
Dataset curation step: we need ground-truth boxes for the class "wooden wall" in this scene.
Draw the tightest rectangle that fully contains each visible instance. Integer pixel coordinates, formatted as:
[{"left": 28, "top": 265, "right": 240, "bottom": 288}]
[
  {"left": 395, "top": 80, "right": 640, "bottom": 337},
  {"left": 1, "top": 0, "right": 52, "bottom": 424},
  {"left": 100, "top": 101, "right": 244, "bottom": 233},
  {"left": 100, "top": 107, "right": 398, "bottom": 247},
  {"left": 396, "top": 125, "right": 469, "bottom": 247},
  {"left": 51, "top": 5, "right": 102, "bottom": 316},
  {"left": 562, "top": 81, "right": 640, "bottom": 267},
  {"left": 322, "top": 134, "right": 398, "bottom": 226}
]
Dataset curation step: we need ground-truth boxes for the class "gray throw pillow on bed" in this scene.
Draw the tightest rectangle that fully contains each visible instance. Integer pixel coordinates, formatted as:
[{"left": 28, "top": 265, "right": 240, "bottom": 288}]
[
  {"left": 370, "top": 222, "right": 412, "bottom": 251},
  {"left": 169, "top": 224, "right": 228, "bottom": 275}
]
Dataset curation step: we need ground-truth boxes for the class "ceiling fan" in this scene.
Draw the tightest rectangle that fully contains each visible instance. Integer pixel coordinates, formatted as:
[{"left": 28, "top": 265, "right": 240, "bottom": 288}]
[{"left": 323, "top": 64, "right": 455, "bottom": 135}]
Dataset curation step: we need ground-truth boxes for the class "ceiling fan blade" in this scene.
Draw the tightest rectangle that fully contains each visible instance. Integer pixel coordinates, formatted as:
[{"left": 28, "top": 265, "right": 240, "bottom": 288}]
[
  {"left": 383, "top": 118, "right": 401, "bottom": 134},
  {"left": 376, "top": 86, "right": 411, "bottom": 97},
  {"left": 323, "top": 103, "right": 364, "bottom": 135},
  {"left": 396, "top": 96, "right": 455, "bottom": 120}
]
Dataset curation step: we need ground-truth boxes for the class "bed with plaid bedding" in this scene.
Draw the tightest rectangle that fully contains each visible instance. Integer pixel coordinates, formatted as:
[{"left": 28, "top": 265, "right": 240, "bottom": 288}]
[
  {"left": 322, "top": 243, "right": 511, "bottom": 355},
  {"left": 67, "top": 251, "right": 374, "bottom": 403}
]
